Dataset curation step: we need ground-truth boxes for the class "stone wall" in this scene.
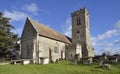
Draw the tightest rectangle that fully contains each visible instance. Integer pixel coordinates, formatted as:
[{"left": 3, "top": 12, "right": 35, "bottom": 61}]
[
  {"left": 65, "top": 46, "right": 75, "bottom": 60},
  {"left": 21, "top": 19, "right": 37, "bottom": 59},
  {"left": 35, "top": 35, "right": 66, "bottom": 63},
  {"left": 65, "top": 43, "right": 82, "bottom": 60},
  {"left": 71, "top": 7, "right": 94, "bottom": 59}
]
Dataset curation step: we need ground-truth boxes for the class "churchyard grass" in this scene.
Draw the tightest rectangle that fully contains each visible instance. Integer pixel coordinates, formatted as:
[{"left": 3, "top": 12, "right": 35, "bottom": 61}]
[{"left": 0, "top": 61, "right": 120, "bottom": 74}]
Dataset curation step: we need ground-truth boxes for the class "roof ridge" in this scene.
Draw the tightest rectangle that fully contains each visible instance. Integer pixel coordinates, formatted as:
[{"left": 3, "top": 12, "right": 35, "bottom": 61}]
[
  {"left": 29, "top": 18, "right": 65, "bottom": 36},
  {"left": 26, "top": 17, "right": 71, "bottom": 44}
]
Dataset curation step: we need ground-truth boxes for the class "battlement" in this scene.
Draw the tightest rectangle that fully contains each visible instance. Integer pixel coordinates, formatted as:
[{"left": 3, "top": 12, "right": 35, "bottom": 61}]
[{"left": 71, "top": 7, "right": 88, "bottom": 17}]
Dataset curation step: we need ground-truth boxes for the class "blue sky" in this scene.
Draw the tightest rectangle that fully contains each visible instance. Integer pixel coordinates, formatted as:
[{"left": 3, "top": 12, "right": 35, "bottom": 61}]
[{"left": 1, "top": 0, "right": 120, "bottom": 55}]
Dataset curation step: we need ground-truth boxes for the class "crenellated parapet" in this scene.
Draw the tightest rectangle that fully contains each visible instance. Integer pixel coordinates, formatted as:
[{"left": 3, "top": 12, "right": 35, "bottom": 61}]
[{"left": 71, "top": 7, "right": 89, "bottom": 17}]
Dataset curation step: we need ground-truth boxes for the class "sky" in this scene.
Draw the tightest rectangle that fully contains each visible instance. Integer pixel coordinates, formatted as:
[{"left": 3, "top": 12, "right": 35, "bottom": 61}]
[{"left": 0, "top": 0, "right": 120, "bottom": 55}]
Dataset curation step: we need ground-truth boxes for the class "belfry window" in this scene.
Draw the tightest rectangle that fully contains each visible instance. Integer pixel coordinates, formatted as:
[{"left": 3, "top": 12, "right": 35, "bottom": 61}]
[
  {"left": 77, "top": 17, "right": 81, "bottom": 25},
  {"left": 77, "top": 30, "right": 80, "bottom": 34}
]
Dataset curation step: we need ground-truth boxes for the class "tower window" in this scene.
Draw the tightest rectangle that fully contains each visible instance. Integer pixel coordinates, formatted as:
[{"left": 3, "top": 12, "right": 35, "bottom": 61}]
[
  {"left": 77, "top": 17, "right": 81, "bottom": 25},
  {"left": 77, "top": 30, "right": 80, "bottom": 34}
]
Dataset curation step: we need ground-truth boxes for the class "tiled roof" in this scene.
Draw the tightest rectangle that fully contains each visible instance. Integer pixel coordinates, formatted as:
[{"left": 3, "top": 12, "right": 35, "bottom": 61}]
[{"left": 27, "top": 17, "right": 71, "bottom": 44}]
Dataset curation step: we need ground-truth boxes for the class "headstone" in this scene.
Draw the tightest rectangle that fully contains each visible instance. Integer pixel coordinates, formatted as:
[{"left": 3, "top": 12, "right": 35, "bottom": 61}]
[{"left": 102, "top": 64, "right": 111, "bottom": 69}]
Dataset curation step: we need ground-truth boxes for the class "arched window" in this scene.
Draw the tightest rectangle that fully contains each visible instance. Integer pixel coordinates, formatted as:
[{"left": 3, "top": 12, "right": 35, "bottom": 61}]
[
  {"left": 54, "top": 42, "right": 59, "bottom": 54},
  {"left": 77, "top": 17, "right": 81, "bottom": 25},
  {"left": 77, "top": 30, "right": 80, "bottom": 34}
]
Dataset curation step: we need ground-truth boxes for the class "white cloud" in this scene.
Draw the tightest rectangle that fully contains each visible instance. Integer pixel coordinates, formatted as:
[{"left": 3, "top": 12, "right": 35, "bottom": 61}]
[
  {"left": 63, "top": 18, "right": 120, "bottom": 54},
  {"left": 91, "top": 37, "right": 97, "bottom": 46},
  {"left": 63, "top": 17, "right": 72, "bottom": 37},
  {"left": 2, "top": 3, "right": 40, "bottom": 37},
  {"left": 97, "top": 39, "right": 120, "bottom": 55},
  {"left": 114, "top": 39, "right": 120, "bottom": 45},
  {"left": 3, "top": 10, "right": 27, "bottom": 21},
  {"left": 103, "top": 47, "right": 112, "bottom": 54},
  {"left": 97, "top": 29, "right": 118, "bottom": 40},
  {"left": 91, "top": 29, "right": 120, "bottom": 47},
  {"left": 103, "top": 47, "right": 120, "bottom": 55},
  {"left": 101, "top": 43, "right": 113, "bottom": 48},
  {"left": 91, "top": 20, "right": 120, "bottom": 55},
  {"left": 91, "top": 30, "right": 120, "bottom": 54},
  {"left": 11, "top": 28, "right": 23, "bottom": 37},
  {"left": 23, "top": 3, "right": 38, "bottom": 14},
  {"left": 62, "top": 18, "right": 120, "bottom": 55},
  {"left": 3, "top": 3, "right": 39, "bottom": 21},
  {"left": 114, "top": 20, "right": 120, "bottom": 29}
]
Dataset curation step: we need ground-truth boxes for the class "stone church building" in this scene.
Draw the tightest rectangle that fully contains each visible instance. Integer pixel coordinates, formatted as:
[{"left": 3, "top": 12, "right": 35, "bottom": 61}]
[{"left": 20, "top": 7, "right": 94, "bottom": 64}]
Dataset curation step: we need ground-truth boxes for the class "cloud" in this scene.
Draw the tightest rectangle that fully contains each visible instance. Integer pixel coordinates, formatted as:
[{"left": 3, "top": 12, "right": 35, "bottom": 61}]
[
  {"left": 101, "top": 43, "right": 113, "bottom": 48},
  {"left": 97, "top": 29, "right": 118, "bottom": 40},
  {"left": 103, "top": 48, "right": 120, "bottom": 55},
  {"left": 62, "top": 18, "right": 120, "bottom": 55},
  {"left": 90, "top": 37, "right": 97, "bottom": 46},
  {"left": 114, "top": 39, "right": 120, "bottom": 45},
  {"left": 63, "top": 17, "right": 72, "bottom": 37},
  {"left": 23, "top": 3, "right": 39, "bottom": 14},
  {"left": 91, "top": 30, "right": 116, "bottom": 47},
  {"left": 98, "top": 39, "right": 120, "bottom": 55},
  {"left": 91, "top": 29, "right": 120, "bottom": 47},
  {"left": 11, "top": 28, "right": 23, "bottom": 36},
  {"left": 114, "top": 20, "right": 120, "bottom": 29},
  {"left": 63, "top": 18, "right": 120, "bottom": 55},
  {"left": 3, "top": 10, "right": 27, "bottom": 21},
  {"left": 3, "top": 3, "right": 40, "bottom": 37},
  {"left": 3, "top": 3, "right": 39, "bottom": 22},
  {"left": 91, "top": 20, "right": 120, "bottom": 55}
]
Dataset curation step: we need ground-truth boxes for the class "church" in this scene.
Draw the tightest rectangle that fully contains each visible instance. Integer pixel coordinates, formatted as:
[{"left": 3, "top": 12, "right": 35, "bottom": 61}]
[{"left": 20, "top": 7, "right": 94, "bottom": 64}]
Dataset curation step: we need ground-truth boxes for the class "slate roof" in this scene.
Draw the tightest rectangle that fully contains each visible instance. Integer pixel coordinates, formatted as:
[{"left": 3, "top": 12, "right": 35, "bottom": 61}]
[{"left": 27, "top": 17, "right": 71, "bottom": 44}]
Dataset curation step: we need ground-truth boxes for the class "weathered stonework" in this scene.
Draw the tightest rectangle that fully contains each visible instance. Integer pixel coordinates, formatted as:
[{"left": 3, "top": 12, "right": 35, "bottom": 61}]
[
  {"left": 65, "top": 8, "right": 94, "bottom": 61},
  {"left": 21, "top": 18, "right": 69, "bottom": 64},
  {"left": 65, "top": 43, "right": 82, "bottom": 60},
  {"left": 21, "top": 7, "right": 94, "bottom": 64},
  {"left": 71, "top": 7, "right": 94, "bottom": 60}
]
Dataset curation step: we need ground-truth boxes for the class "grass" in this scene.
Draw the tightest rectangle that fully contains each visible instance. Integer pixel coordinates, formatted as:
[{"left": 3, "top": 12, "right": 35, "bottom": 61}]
[{"left": 0, "top": 61, "right": 120, "bottom": 74}]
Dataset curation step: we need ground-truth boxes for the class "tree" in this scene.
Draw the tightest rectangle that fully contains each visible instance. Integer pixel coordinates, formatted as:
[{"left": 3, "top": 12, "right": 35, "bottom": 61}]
[{"left": 0, "top": 12, "right": 19, "bottom": 58}]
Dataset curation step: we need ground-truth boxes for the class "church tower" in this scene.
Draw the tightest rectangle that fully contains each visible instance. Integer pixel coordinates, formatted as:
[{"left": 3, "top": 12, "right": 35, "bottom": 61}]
[{"left": 71, "top": 7, "right": 94, "bottom": 59}]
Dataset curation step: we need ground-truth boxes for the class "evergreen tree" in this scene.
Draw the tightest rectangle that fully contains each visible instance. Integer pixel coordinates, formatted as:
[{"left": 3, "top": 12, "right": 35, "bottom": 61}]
[{"left": 0, "top": 12, "right": 19, "bottom": 58}]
